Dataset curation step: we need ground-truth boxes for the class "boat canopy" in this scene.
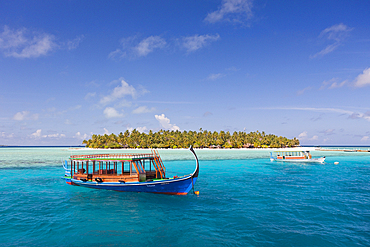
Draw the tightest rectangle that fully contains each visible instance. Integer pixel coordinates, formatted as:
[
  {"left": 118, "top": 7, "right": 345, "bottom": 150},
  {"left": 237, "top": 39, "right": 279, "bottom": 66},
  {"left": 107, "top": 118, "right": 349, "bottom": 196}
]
[
  {"left": 271, "top": 150, "right": 312, "bottom": 160},
  {"left": 273, "top": 151, "right": 310, "bottom": 155},
  {"left": 67, "top": 150, "right": 166, "bottom": 183}
]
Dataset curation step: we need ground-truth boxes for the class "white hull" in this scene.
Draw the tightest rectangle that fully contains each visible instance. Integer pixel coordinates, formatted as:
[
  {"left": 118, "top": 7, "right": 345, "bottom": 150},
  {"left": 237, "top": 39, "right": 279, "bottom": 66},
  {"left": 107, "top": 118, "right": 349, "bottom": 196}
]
[{"left": 271, "top": 157, "right": 325, "bottom": 163}]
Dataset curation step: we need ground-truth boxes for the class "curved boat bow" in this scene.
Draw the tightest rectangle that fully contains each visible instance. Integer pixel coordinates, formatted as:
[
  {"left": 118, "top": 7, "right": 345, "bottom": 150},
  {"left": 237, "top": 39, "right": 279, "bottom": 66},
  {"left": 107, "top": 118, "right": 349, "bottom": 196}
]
[
  {"left": 189, "top": 146, "right": 199, "bottom": 194},
  {"left": 189, "top": 146, "right": 199, "bottom": 178}
]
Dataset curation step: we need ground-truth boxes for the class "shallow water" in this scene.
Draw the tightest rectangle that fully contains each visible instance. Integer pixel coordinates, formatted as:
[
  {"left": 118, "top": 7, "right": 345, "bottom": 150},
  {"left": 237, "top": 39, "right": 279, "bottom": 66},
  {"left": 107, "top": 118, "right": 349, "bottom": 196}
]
[{"left": 0, "top": 147, "right": 369, "bottom": 246}]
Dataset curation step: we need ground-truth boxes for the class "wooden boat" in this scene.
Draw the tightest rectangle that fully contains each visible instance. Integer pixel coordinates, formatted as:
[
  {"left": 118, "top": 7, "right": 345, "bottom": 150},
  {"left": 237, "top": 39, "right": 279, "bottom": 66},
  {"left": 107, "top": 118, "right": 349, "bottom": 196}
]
[
  {"left": 270, "top": 150, "right": 325, "bottom": 163},
  {"left": 62, "top": 147, "right": 199, "bottom": 195}
]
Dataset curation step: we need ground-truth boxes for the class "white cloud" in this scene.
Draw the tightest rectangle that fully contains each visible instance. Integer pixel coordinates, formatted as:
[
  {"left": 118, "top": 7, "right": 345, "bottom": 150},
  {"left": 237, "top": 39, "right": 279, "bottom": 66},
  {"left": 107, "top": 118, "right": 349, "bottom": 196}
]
[
  {"left": 31, "top": 129, "right": 66, "bottom": 139},
  {"left": 134, "top": 36, "right": 166, "bottom": 57},
  {"left": 31, "top": 129, "right": 42, "bottom": 138},
  {"left": 298, "top": 131, "right": 307, "bottom": 139},
  {"left": 108, "top": 48, "right": 124, "bottom": 59},
  {"left": 348, "top": 110, "right": 370, "bottom": 121},
  {"left": 46, "top": 134, "right": 58, "bottom": 138},
  {"left": 127, "top": 126, "right": 148, "bottom": 133},
  {"left": 204, "top": 0, "right": 253, "bottom": 24},
  {"left": 84, "top": 92, "right": 96, "bottom": 100},
  {"left": 74, "top": 132, "right": 89, "bottom": 140},
  {"left": 67, "top": 35, "right": 84, "bottom": 50},
  {"left": 320, "top": 129, "right": 335, "bottom": 135},
  {"left": 309, "top": 135, "right": 319, "bottom": 141},
  {"left": 110, "top": 34, "right": 220, "bottom": 57},
  {"left": 132, "top": 106, "right": 156, "bottom": 114},
  {"left": 108, "top": 36, "right": 136, "bottom": 59},
  {"left": 207, "top": 73, "right": 225, "bottom": 80},
  {"left": 99, "top": 78, "right": 148, "bottom": 118},
  {"left": 137, "top": 126, "right": 148, "bottom": 133},
  {"left": 348, "top": 113, "right": 361, "bottom": 119},
  {"left": 0, "top": 26, "right": 83, "bottom": 58},
  {"left": 13, "top": 111, "right": 29, "bottom": 121},
  {"left": 330, "top": 81, "right": 347, "bottom": 89},
  {"left": 100, "top": 78, "right": 137, "bottom": 105},
  {"left": 312, "top": 44, "right": 338, "bottom": 58},
  {"left": 13, "top": 111, "right": 38, "bottom": 121},
  {"left": 182, "top": 34, "right": 220, "bottom": 53},
  {"left": 155, "top": 114, "right": 180, "bottom": 131},
  {"left": 320, "top": 78, "right": 347, "bottom": 90},
  {"left": 109, "top": 35, "right": 166, "bottom": 59},
  {"left": 297, "top": 87, "right": 312, "bottom": 95},
  {"left": 1, "top": 132, "right": 14, "bottom": 138},
  {"left": 43, "top": 133, "right": 66, "bottom": 138},
  {"left": 0, "top": 26, "right": 27, "bottom": 49},
  {"left": 360, "top": 136, "right": 369, "bottom": 142},
  {"left": 311, "top": 23, "right": 352, "bottom": 58},
  {"left": 103, "top": 107, "right": 124, "bottom": 118},
  {"left": 103, "top": 128, "right": 109, "bottom": 135},
  {"left": 86, "top": 80, "right": 99, "bottom": 88},
  {"left": 320, "top": 23, "right": 352, "bottom": 39},
  {"left": 353, "top": 68, "right": 370, "bottom": 87},
  {"left": 0, "top": 26, "right": 56, "bottom": 58},
  {"left": 299, "top": 131, "right": 318, "bottom": 141}
]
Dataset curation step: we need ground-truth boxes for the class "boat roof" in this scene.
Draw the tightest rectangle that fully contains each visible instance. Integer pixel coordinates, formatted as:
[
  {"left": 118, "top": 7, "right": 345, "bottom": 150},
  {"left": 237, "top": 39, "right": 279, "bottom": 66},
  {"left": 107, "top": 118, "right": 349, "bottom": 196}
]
[{"left": 69, "top": 153, "right": 157, "bottom": 161}]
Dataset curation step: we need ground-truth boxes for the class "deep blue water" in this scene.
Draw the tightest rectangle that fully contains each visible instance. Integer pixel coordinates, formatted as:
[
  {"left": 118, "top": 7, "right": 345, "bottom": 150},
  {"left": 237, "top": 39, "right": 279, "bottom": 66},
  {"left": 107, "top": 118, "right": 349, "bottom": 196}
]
[{"left": 0, "top": 148, "right": 369, "bottom": 246}]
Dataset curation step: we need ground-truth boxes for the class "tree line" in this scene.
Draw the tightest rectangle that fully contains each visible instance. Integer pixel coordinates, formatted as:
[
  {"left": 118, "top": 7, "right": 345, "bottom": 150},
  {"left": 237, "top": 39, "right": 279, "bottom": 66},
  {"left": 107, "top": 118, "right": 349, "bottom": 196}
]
[{"left": 82, "top": 129, "right": 300, "bottom": 149}]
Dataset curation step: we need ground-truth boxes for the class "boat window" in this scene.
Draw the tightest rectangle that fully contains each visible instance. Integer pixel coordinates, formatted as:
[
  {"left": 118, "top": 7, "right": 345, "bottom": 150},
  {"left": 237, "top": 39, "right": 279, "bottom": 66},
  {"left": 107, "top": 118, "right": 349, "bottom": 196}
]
[{"left": 116, "top": 162, "right": 121, "bottom": 175}]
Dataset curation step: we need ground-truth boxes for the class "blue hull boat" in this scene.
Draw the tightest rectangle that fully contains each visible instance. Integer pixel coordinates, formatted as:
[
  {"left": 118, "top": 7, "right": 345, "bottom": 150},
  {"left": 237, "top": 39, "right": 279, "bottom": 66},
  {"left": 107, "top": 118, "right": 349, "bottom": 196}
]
[{"left": 63, "top": 147, "right": 199, "bottom": 195}]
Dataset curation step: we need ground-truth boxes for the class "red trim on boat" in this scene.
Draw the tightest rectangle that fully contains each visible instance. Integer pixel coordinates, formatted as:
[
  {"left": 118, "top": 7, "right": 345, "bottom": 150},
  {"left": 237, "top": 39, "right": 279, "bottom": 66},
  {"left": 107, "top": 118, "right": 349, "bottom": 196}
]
[
  {"left": 155, "top": 192, "right": 188, "bottom": 195},
  {"left": 285, "top": 156, "right": 305, "bottom": 159}
]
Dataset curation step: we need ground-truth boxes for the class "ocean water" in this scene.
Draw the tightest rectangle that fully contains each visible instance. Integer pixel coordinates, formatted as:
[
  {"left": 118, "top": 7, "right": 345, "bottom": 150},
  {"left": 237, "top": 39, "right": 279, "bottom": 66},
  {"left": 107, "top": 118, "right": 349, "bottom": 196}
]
[{"left": 0, "top": 147, "right": 369, "bottom": 246}]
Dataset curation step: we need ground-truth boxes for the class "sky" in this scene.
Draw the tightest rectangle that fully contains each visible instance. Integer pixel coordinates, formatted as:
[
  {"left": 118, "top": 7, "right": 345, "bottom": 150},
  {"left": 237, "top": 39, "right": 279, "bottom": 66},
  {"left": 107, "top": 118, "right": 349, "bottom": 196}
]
[{"left": 1, "top": 0, "right": 370, "bottom": 146}]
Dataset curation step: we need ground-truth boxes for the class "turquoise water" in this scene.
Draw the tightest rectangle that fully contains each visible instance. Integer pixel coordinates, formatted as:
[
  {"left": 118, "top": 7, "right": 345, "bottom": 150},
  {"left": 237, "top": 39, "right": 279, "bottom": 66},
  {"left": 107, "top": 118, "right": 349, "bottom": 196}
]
[{"left": 0, "top": 147, "right": 369, "bottom": 246}]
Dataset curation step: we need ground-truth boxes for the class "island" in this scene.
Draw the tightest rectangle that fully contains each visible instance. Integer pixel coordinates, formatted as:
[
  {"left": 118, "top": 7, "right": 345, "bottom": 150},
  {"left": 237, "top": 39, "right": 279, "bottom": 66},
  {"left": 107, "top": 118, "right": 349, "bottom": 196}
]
[{"left": 83, "top": 129, "right": 299, "bottom": 149}]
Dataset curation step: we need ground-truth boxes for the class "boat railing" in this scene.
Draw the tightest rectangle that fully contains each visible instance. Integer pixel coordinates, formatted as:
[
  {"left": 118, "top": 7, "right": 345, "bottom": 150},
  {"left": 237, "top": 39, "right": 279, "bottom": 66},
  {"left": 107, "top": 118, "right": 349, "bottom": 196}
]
[{"left": 69, "top": 153, "right": 156, "bottom": 160}]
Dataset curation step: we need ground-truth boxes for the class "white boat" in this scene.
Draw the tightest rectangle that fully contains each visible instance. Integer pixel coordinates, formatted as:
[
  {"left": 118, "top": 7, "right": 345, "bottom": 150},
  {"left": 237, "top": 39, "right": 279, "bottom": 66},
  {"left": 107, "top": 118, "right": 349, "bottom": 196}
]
[{"left": 270, "top": 150, "right": 325, "bottom": 163}]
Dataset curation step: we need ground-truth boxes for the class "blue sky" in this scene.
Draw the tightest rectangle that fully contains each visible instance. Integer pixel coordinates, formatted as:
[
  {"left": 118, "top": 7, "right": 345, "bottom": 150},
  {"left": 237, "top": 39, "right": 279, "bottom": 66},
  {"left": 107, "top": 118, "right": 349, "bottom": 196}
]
[{"left": 1, "top": 0, "right": 370, "bottom": 146}]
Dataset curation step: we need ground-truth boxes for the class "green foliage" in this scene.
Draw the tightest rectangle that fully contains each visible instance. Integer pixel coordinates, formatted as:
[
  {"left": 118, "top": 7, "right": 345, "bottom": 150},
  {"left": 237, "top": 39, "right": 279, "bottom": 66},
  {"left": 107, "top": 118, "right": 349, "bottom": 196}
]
[{"left": 83, "top": 129, "right": 300, "bottom": 149}]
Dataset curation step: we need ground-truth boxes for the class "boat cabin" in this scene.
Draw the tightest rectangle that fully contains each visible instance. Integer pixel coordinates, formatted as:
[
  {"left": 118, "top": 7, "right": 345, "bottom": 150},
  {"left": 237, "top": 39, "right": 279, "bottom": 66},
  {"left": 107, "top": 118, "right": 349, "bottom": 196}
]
[
  {"left": 67, "top": 150, "right": 166, "bottom": 183},
  {"left": 274, "top": 151, "right": 312, "bottom": 160}
]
